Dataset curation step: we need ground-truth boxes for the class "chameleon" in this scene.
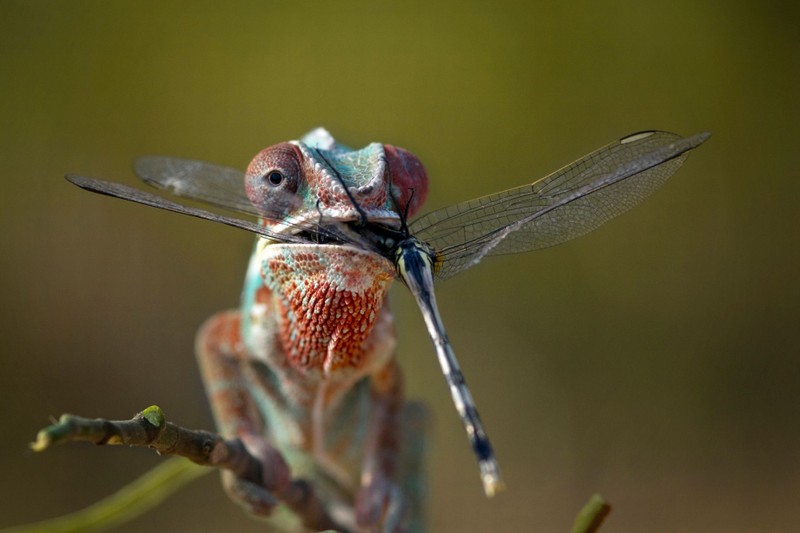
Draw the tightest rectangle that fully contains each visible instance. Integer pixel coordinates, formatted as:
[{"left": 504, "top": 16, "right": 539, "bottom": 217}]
[
  {"left": 194, "top": 129, "right": 431, "bottom": 532},
  {"left": 64, "top": 127, "right": 709, "bottom": 532}
]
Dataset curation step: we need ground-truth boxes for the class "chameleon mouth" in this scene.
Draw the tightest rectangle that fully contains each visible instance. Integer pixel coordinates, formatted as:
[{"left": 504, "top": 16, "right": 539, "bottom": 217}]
[
  {"left": 270, "top": 209, "right": 402, "bottom": 245},
  {"left": 292, "top": 226, "right": 347, "bottom": 245}
]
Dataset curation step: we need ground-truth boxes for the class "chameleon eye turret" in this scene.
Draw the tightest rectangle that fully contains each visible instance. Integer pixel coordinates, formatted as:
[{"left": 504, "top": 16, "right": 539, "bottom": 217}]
[{"left": 244, "top": 142, "right": 303, "bottom": 222}]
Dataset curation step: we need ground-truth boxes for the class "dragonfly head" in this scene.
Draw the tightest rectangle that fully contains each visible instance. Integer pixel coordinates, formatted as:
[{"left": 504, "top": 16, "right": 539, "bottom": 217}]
[{"left": 244, "top": 128, "right": 428, "bottom": 240}]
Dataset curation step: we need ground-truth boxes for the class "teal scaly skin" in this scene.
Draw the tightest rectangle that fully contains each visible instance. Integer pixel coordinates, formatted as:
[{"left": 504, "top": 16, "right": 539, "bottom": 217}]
[{"left": 67, "top": 127, "right": 709, "bottom": 532}]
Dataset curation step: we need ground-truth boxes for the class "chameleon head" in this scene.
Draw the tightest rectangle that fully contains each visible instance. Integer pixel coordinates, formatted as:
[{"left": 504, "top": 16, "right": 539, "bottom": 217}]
[
  {"left": 241, "top": 129, "right": 429, "bottom": 377},
  {"left": 243, "top": 128, "right": 428, "bottom": 234}
]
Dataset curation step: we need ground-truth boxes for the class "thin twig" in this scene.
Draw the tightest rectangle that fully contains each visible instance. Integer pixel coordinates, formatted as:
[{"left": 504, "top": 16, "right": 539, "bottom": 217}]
[
  {"left": 1, "top": 457, "right": 207, "bottom": 533},
  {"left": 571, "top": 493, "right": 612, "bottom": 533},
  {"left": 26, "top": 405, "right": 344, "bottom": 532}
]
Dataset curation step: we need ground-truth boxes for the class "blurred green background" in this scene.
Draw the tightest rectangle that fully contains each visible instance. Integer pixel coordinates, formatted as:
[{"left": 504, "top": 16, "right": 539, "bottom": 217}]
[{"left": 1, "top": 1, "right": 798, "bottom": 531}]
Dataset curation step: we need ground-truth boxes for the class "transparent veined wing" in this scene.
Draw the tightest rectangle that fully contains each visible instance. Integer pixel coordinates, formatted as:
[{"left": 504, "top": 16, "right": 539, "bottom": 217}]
[
  {"left": 64, "top": 174, "right": 312, "bottom": 244},
  {"left": 409, "top": 131, "right": 710, "bottom": 280},
  {"left": 134, "top": 156, "right": 259, "bottom": 217},
  {"left": 132, "top": 156, "right": 361, "bottom": 244}
]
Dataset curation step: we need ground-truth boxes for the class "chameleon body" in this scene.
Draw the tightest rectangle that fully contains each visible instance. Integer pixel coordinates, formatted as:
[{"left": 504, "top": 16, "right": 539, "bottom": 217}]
[{"left": 195, "top": 129, "right": 428, "bottom": 532}]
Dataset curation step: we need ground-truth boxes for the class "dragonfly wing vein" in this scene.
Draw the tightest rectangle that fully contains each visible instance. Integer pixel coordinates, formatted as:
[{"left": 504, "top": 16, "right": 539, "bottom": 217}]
[{"left": 135, "top": 156, "right": 259, "bottom": 216}]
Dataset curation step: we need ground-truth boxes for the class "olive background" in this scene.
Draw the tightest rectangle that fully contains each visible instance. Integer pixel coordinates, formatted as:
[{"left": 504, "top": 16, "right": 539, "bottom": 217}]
[{"left": 1, "top": 2, "right": 798, "bottom": 531}]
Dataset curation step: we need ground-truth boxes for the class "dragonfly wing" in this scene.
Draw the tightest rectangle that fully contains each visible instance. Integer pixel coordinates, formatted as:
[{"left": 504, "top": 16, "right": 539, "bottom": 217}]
[
  {"left": 134, "top": 156, "right": 259, "bottom": 217},
  {"left": 71, "top": 157, "right": 367, "bottom": 246},
  {"left": 65, "top": 174, "right": 309, "bottom": 243},
  {"left": 409, "top": 131, "right": 710, "bottom": 280},
  {"left": 66, "top": 173, "right": 367, "bottom": 247}
]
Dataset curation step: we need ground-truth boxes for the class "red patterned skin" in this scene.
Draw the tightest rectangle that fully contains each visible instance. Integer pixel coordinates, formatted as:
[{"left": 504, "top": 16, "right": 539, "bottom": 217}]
[{"left": 263, "top": 245, "right": 396, "bottom": 375}]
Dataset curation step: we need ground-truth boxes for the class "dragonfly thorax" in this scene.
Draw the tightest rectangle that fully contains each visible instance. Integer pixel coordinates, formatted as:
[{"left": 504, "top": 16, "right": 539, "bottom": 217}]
[{"left": 393, "top": 238, "right": 439, "bottom": 291}]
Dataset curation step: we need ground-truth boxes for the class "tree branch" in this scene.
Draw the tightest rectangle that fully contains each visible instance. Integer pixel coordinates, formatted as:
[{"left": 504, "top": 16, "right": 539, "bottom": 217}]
[{"left": 28, "top": 405, "right": 344, "bottom": 532}]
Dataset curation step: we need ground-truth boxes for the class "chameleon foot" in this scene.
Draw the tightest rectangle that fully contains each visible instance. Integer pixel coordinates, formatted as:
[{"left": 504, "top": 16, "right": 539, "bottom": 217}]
[
  {"left": 356, "top": 474, "right": 408, "bottom": 533},
  {"left": 222, "top": 434, "right": 290, "bottom": 516}
]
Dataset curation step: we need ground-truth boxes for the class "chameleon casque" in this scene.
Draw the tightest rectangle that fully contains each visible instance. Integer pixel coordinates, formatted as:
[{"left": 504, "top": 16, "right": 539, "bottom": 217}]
[{"left": 62, "top": 127, "right": 709, "bottom": 532}]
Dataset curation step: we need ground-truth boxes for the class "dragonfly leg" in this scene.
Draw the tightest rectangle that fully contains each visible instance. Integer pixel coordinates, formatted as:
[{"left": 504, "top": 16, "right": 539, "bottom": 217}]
[{"left": 195, "top": 310, "right": 290, "bottom": 516}]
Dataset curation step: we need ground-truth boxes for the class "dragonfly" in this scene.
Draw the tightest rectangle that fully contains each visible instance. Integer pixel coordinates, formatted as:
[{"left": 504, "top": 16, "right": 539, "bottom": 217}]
[{"left": 66, "top": 128, "right": 708, "bottom": 531}]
